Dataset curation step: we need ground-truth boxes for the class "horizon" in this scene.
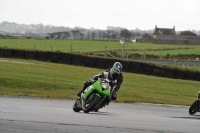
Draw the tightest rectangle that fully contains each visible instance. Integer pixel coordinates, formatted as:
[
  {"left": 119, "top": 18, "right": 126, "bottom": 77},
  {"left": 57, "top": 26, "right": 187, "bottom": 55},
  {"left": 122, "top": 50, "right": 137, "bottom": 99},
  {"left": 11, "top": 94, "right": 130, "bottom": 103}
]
[
  {"left": 1, "top": 21, "right": 199, "bottom": 32},
  {"left": 1, "top": 0, "right": 200, "bottom": 31}
]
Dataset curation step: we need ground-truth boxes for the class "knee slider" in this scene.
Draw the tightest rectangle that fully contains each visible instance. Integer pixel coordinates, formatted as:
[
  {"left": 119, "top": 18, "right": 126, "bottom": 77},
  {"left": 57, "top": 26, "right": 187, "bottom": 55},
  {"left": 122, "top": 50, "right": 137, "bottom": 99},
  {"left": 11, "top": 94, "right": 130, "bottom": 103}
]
[{"left": 111, "top": 93, "right": 117, "bottom": 100}]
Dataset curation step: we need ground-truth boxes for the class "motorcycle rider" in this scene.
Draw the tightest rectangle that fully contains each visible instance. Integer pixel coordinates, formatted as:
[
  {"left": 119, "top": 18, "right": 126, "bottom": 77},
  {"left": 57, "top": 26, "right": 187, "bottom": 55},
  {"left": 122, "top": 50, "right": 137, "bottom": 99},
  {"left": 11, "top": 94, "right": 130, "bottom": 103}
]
[
  {"left": 93, "top": 62, "right": 123, "bottom": 112},
  {"left": 77, "top": 62, "right": 123, "bottom": 111},
  {"left": 77, "top": 66, "right": 121, "bottom": 97}
]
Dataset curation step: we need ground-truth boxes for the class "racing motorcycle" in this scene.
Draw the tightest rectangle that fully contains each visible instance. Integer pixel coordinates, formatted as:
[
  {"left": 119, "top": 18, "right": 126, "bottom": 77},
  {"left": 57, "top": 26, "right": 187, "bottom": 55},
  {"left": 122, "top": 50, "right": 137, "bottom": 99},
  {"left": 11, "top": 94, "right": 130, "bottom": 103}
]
[
  {"left": 73, "top": 78, "right": 111, "bottom": 113},
  {"left": 189, "top": 91, "right": 200, "bottom": 115}
]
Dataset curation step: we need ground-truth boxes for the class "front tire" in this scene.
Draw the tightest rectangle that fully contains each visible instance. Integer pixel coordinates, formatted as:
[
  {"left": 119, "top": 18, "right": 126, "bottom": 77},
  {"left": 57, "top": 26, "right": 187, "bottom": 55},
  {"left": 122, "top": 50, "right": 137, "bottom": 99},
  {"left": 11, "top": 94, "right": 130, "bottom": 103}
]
[
  {"left": 84, "top": 94, "right": 100, "bottom": 113},
  {"left": 189, "top": 100, "right": 199, "bottom": 115}
]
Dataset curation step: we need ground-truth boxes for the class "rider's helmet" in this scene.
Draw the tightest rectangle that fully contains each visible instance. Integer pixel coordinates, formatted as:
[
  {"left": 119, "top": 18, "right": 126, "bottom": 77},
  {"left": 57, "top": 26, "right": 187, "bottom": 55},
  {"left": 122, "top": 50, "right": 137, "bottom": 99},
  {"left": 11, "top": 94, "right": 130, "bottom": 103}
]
[
  {"left": 102, "top": 79, "right": 110, "bottom": 90},
  {"left": 113, "top": 62, "right": 122, "bottom": 72},
  {"left": 109, "top": 67, "right": 120, "bottom": 80}
]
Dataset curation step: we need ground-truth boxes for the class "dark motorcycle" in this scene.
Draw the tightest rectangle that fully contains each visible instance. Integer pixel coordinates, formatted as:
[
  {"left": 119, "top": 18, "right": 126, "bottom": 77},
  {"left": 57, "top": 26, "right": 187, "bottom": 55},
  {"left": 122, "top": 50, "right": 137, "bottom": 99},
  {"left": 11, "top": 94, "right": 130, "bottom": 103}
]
[{"left": 189, "top": 91, "right": 200, "bottom": 115}]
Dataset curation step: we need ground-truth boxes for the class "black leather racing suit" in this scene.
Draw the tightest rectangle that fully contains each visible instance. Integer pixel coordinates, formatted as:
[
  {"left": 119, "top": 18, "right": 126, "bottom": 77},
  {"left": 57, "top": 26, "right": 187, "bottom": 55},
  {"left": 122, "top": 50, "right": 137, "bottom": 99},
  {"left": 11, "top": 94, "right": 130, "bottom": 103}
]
[
  {"left": 102, "top": 68, "right": 123, "bottom": 105},
  {"left": 82, "top": 70, "right": 117, "bottom": 91},
  {"left": 92, "top": 69, "right": 123, "bottom": 111}
]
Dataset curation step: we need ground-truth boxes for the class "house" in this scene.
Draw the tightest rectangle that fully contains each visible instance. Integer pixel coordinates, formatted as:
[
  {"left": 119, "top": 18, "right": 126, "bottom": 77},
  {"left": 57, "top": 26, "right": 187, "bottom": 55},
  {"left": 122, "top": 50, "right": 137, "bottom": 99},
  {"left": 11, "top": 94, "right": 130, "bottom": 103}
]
[
  {"left": 153, "top": 25, "right": 176, "bottom": 36},
  {"left": 152, "top": 25, "right": 200, "bottom": 44}
]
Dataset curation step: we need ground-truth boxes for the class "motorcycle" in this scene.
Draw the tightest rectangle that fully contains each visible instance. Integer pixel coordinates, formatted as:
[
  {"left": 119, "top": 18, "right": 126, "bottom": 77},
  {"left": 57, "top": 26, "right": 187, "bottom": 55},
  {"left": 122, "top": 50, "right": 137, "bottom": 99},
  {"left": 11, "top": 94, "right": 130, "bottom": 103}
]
[
  {"left": 189, "top": 91, "right": 200, "bottom": 115},
  {"left": 73, "top": 78, "right": 111, "bottom": 113}
]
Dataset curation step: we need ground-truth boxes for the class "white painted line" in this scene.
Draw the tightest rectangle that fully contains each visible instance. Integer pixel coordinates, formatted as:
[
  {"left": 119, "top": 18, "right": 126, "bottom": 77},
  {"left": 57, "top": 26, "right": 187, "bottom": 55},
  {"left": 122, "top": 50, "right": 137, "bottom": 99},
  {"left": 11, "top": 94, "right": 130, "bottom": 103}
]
[{"left": 0, "top": 59, "right": 46, "bottom": 66}]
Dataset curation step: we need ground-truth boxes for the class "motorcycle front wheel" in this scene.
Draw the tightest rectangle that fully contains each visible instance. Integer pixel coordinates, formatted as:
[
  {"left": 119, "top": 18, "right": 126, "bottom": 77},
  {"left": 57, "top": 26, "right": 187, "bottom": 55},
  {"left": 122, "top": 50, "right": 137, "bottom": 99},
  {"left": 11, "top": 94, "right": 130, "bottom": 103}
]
[
  {"left": 189, "top": 100, "right": 199, "bottom": 115},
  {"left": 84, "top": 94, "right": 100, "bottom": 113}
]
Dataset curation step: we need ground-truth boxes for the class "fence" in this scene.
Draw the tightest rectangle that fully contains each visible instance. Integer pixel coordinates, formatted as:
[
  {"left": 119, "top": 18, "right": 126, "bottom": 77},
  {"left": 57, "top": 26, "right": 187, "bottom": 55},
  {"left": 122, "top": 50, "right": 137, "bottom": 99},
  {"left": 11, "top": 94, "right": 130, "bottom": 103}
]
[{"left": 0, "top": 48, "right": 200, "bottom": 81}]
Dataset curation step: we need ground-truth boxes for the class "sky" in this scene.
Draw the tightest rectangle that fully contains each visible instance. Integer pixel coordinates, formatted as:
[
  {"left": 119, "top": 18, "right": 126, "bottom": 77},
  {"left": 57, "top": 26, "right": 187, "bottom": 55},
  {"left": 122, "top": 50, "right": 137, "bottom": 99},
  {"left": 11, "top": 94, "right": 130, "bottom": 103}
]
[{"left": 0, "top": 0, "right": 200, "bottom": 31}]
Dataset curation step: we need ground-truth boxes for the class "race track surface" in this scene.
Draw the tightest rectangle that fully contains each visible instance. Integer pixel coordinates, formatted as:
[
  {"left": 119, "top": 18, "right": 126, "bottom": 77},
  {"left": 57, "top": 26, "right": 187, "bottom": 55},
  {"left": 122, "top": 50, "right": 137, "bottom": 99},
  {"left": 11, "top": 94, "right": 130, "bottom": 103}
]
[{"left": 0, "top": 96, "right": 199, "bottom": 133}]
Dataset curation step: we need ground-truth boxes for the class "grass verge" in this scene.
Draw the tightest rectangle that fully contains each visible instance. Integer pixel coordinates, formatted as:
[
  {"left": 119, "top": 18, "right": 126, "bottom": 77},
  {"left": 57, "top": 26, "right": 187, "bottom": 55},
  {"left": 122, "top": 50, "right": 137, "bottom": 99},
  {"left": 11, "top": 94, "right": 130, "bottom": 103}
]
[{"left": 0, "top": 57, "right": 199, "bottom": 106}]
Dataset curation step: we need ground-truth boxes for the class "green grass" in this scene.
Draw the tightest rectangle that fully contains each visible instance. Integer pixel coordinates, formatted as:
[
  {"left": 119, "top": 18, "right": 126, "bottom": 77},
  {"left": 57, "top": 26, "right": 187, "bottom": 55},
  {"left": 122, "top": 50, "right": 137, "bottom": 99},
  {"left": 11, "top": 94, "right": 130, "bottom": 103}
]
[
  {"left": 0, "top": 57, "right": 199, "bottom": 106},
  {"left": 0, "top": 39, "right": 126, "bottom": 52},
  {"left": 126, "top": 48, "right": 200, "bottom": 56},
  {"left": 1, "top": 39, "right": 200, "bottom": 55}
]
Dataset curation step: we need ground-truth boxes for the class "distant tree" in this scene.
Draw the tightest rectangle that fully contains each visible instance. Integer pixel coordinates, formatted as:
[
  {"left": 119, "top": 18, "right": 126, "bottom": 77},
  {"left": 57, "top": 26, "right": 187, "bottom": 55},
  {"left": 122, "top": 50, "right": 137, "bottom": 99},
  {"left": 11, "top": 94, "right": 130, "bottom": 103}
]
[
  {"left": 86, "top": 30, "right": 90, "bottom": 40},
  {"left": 120, "top": 29, "right": 128, "bottom": 38},
  {"left": 112, "top": 31, "right": 118, "bottom": 40},
  {"left": 79, "top": 30, "right": 85, "bottom": 40},
  {"left": 64, "top": 32, "right": 70, "bottom": 39},
  {"left": 102, "top": 31, "right": 107, "bottom": 40},
  {"left": 58, "top": 32, "right": 70, "bottom": 39},
  {"left": 71, "top": 30, "right": 79, "bottom": 39},
  {"left": 120, "top": 29, "right": 132, "bottom": 41},
  {"left": 50, "top": 33, "right": 54, "bottom": 39},
  {"left": 91, "top": 30, "right": 96, "bottom": 40},
  {"left": 98, "top": 30, "right": 103, "bottom": 40},
  {"left": 57, "top": 33, "right": 60, "bottom": 39},
  {"left": 106, "top": 29, "right": 112, "bottom": 40}
]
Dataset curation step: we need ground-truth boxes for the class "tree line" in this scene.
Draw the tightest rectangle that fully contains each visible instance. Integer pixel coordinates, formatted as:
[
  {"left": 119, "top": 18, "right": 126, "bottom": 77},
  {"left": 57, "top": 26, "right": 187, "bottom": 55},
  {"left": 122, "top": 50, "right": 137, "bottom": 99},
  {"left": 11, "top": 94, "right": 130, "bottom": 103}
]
[{"left": 48, "top": 28, "right": 143, "bottom": 41}]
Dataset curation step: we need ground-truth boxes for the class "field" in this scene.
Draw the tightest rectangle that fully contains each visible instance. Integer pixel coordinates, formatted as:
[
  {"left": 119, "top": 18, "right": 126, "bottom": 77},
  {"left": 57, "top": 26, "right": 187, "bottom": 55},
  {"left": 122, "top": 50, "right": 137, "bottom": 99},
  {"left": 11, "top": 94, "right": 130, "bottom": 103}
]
[
  {"left": 0, "top": 57, "right": 200, "bottom": 106},
  {"left": 1, "top": 39, "right": 200, "bottom": 106},
  {"left": 1, "top": 38, "right": 200, "bottom": 56}
]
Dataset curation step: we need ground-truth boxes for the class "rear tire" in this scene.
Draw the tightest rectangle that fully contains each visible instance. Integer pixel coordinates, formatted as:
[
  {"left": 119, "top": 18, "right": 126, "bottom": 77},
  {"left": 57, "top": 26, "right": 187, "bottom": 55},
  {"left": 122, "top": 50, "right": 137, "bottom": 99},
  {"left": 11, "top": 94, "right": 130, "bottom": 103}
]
[
  {"left": 73, "top": 98, "right": 82, "bottom": 112},
  {"left": 189, "top": 100, "right": 199, "bottom": 115},
  {"left": 84, "top": 95, "right": 100, "bottom": 113}
]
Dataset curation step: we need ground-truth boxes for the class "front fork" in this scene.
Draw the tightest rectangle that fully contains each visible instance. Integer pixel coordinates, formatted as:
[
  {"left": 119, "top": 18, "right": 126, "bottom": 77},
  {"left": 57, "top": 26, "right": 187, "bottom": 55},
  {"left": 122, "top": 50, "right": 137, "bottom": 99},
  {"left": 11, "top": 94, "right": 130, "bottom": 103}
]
[
  {"left": 81, "top": 86, "right": 94, "bottom": 109},
  {"left": 81, "top": 97, "right": 85, "bottom": 109}
]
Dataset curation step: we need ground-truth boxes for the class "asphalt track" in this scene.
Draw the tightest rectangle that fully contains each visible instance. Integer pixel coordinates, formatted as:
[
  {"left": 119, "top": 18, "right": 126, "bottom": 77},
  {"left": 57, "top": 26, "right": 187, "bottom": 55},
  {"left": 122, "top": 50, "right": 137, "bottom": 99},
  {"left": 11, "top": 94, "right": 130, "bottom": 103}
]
[{"left": 0, "top": 96, "right": 199, "bottom": 133}]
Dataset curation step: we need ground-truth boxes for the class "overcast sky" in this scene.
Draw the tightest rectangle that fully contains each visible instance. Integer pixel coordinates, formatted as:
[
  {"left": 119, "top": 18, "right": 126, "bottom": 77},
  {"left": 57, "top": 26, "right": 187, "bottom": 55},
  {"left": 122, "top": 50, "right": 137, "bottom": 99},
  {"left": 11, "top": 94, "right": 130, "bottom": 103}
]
[{"left": 0, "top": 0, "right": 200, "bottom": 31}]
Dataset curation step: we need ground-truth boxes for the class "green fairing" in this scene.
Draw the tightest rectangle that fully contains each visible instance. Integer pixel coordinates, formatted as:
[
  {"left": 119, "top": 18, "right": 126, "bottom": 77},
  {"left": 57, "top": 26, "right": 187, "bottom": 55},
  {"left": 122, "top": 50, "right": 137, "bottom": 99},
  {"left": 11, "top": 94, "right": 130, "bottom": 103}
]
[{"left": 82, "top": 78, "right": 110, "bottom": 100}]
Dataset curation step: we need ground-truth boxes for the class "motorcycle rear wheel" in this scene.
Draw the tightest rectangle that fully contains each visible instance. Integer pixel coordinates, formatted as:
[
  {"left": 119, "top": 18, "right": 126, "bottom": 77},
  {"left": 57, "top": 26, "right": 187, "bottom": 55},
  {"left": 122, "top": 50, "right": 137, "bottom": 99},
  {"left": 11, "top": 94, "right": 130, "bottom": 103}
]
[
  {"left": 73, "top": 98, "right": 82, "bottom": 112},
  {"left": 189, "top": 100, "right": 199, "bottom": 115}
]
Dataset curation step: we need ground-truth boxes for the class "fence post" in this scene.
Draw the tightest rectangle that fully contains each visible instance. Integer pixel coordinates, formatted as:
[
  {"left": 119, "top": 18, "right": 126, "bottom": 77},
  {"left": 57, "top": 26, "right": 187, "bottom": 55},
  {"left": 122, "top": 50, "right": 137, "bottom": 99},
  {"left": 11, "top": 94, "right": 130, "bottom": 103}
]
[
  {"left": 105, "top": 46, "right": 107, "bottom": 57},
  {"left": 173, "top": 56, "right": 177, "bottom": 66},
  {"left": 34, "top": 38, "right": 36, "bottom": 50},
  {"left": 45, "top": 39, "right": 46, "bottom": 50},
  {"left": 143, "top": 51, "right": 146, "bottom": 60},
  {"left": 16, "top": 38, "right": 19, "bottom": 48},
  {"left": 88, "top": 44, "right": 90, "bottom": 55},
  {"left": 70, "top": 41, "right": 73, "bottom": 53},
  {"left": 51, "top": 39, "right": 53, "bottom": 51},
  {"left": 126, "top": 42, "right": 128, "bottom": 60},
  {"left": 121, "top": 43, "right": 125, "bottom": 59}
]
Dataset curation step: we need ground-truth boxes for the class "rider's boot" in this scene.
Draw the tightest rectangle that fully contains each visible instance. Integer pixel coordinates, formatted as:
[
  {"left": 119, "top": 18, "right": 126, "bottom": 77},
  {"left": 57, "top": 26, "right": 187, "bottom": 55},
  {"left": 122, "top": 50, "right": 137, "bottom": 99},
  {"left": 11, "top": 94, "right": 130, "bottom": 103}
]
[
  {"left": 77, "top": 90, "right": 83, "bottom": 97},
  {"left": 77, "top": 82, "right": 91, "bottom": 97}
]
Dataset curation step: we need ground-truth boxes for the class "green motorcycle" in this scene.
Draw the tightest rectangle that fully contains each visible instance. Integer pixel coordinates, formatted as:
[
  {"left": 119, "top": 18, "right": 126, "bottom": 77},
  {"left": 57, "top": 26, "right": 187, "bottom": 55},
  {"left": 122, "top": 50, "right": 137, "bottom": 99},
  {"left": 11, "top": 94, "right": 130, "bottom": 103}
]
[{"left": 73, "top": 78, "right": 111, "bottom": 113}]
